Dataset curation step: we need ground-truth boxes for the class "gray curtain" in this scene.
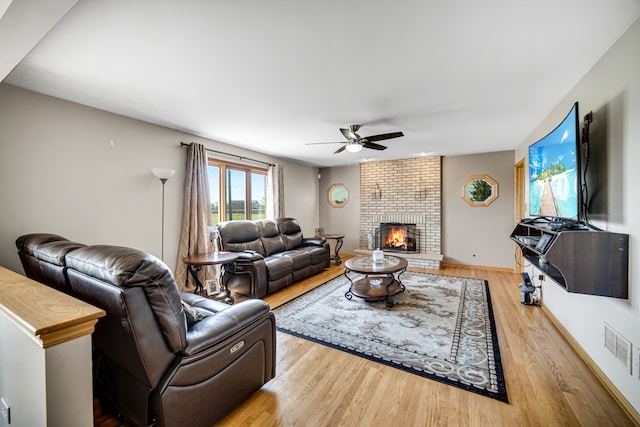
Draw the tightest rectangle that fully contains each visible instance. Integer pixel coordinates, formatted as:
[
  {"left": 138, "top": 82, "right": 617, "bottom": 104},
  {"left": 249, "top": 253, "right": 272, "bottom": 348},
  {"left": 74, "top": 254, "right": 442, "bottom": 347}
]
[
  {"left": 175, "top": 142, "right": 212, "bottom": 291},
  {"left": 267, "top": 163, "right": 284, "bottom": 219}
]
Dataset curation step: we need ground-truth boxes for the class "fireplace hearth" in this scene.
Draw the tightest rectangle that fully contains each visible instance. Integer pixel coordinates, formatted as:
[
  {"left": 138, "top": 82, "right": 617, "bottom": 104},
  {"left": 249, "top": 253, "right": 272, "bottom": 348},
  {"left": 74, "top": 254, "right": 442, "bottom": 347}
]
[{"left": 377, "top": 223, "right": 418, "bottom": 253}]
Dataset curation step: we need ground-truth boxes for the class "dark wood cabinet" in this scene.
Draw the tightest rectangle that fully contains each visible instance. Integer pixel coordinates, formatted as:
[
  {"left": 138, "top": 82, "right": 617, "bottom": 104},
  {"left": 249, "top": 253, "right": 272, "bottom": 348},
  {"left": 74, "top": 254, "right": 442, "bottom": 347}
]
[{"left": 510, "top": 219, "right": 629, "bottom": 298}]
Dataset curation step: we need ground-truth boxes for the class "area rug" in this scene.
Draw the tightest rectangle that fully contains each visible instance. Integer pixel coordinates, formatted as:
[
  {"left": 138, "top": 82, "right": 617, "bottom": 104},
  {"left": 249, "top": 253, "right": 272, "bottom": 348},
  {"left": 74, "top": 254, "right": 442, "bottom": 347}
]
[{"left": 273, "top": 271, "right": 508, "bottom": 402}]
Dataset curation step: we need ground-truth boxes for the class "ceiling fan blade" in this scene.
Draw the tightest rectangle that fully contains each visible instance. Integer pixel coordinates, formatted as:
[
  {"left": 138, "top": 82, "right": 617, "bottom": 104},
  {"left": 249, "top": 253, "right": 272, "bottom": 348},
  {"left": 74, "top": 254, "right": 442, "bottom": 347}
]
[
  {"left": 363, "top": 141, "right": 387, "bottom": 151},
  {"left": 363, "top": 131, "right": 404, "bottom": 142},
  {"left": 340, "top": 128, "right": 357, "bottom": 140},
  {"left": 320, "top": 126, "right": 402, "bottom": 153}
]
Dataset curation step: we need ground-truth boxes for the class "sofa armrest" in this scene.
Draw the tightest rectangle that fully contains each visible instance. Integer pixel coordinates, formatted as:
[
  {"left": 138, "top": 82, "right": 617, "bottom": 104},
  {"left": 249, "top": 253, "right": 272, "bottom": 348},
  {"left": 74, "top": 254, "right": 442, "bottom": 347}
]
[
  {"left": 220, "top": 252, "right": 269, "bottom": 298},
  {"left": 302, "top": 237, "right": 326, "bottom": 247},
  {"left": 235, "top": 250, "right": 264, "bottom": 261},
  {"left": 180, "top": 292, "right": 230, "bottom": 313},
  {"left": 183, "top": 299, "right": 272, "bottom": 355}
]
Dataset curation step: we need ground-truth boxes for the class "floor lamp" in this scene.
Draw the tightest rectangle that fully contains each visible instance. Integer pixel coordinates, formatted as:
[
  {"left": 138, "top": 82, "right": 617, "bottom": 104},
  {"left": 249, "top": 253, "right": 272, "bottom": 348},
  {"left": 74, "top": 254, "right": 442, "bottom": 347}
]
[{"left": 152, "top": 168, "right": 175, "bottom": 260}]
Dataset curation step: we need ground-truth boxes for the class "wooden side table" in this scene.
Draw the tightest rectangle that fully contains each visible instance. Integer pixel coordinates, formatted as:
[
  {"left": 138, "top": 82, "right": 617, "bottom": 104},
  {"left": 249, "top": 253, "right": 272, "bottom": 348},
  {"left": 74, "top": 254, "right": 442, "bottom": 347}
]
[
  {"left": 315, "top": 233, "right": 345, "bottom": 265},
  {"left": 182, "top": 252, "right": 238, "bottom": 304}
]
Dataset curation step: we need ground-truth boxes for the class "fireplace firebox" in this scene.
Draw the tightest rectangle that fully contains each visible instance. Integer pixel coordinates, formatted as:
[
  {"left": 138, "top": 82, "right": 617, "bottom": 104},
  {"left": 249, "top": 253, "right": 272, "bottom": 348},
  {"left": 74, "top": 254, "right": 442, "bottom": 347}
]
[{"left": 377, "top": 223, "right": 418, "bottom": 253}]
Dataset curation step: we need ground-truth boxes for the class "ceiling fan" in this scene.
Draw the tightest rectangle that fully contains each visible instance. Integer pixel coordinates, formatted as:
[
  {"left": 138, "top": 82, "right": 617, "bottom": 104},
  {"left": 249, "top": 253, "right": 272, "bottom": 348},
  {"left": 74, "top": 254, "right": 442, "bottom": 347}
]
[{"left": 307, "top": 124, "right": 404, "bottom": 154}]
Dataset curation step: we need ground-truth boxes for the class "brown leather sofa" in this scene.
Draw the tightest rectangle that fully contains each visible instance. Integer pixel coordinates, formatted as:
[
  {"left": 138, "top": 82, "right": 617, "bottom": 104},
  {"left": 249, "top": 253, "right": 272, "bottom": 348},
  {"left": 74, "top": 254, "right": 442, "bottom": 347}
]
[
  {"left": 16, "top": 233, "right": 276, "bottom": 427},
  {"left": 217, "top": 217, "right": 330, "bottom": 298}
]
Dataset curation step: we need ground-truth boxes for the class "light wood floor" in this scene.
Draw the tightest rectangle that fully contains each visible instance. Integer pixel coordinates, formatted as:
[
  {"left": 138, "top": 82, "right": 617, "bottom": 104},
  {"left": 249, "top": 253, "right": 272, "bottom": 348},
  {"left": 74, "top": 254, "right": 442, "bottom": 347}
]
[
  {"left": 216, "top": 255, "right": 635, "bottom": 427},
  {"left": 95, "top": 256, "right": 635, "bottom": 426}
]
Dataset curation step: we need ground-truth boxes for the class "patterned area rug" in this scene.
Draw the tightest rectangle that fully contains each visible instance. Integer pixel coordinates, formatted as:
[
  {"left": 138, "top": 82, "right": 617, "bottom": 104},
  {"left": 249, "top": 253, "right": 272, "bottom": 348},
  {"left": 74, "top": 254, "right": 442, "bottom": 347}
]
[{"left": 273, "top": 271, "right": 508, "bottom": 402}]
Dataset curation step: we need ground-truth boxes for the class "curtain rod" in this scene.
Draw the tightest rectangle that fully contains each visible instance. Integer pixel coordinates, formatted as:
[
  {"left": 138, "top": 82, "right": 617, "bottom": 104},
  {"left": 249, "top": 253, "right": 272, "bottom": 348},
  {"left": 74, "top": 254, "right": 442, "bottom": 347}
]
[{"left": 180, "top": 142, "right": 275, "bottom": 167}]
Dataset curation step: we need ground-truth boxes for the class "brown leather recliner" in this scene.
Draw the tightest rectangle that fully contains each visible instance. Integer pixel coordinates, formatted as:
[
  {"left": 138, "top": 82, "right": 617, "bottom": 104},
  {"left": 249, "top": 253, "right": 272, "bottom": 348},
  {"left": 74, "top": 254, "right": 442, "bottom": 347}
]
[{"left": 16, "top": 234, "right": 276, "bottom": 427}]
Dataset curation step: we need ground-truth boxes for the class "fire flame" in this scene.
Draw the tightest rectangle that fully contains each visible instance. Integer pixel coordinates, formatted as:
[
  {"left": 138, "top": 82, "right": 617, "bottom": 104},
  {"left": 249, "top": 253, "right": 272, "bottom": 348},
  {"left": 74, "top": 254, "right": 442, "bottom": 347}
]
[{"left": 384, "top": 227, "right": 408, "bottom": 249}]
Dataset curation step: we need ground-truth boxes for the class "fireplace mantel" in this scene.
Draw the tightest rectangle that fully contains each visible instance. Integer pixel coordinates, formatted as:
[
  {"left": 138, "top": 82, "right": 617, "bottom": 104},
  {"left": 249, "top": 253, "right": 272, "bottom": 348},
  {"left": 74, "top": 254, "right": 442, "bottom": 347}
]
[{"left": 354, "top": 249, "right": 444, "bottom": 263}]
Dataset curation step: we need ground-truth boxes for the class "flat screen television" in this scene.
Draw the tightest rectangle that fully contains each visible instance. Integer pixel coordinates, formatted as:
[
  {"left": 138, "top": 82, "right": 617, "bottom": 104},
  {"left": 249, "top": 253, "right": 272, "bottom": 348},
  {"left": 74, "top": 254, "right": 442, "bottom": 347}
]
[{"left": 528, "top": 102, "right": 581, "bottom": 220}]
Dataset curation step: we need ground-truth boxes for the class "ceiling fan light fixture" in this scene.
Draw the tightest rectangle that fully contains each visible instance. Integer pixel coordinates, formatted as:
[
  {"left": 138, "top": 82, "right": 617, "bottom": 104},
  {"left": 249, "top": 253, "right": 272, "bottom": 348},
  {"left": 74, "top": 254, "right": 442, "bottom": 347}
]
[
  {"left": 345, "top": 142, "right": 363, "bottom": 153},
  {"left": 306, "top": 124, "right": 403, "bottom": 154}
]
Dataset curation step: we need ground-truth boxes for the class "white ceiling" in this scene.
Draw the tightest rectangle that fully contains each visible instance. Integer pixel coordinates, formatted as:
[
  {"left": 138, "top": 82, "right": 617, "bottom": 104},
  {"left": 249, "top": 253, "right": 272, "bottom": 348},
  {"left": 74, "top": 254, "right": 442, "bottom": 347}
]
[{"left": 3, "top": 0, "right": 640, "bottom": 167}]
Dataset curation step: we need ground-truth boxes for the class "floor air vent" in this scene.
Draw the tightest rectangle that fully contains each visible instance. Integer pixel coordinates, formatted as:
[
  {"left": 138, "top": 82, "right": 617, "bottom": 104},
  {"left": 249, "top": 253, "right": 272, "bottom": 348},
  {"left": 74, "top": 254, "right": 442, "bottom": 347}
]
[{"left": 604, "top": 322, "right": 632, "bottom": 374}]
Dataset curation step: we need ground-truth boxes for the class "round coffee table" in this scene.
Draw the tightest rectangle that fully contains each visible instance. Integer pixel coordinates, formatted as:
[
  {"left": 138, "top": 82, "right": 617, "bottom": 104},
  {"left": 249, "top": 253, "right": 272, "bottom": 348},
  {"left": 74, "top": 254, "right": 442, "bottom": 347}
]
[{"left": 343, "top": 255, "right": 408, "bottom": 307}]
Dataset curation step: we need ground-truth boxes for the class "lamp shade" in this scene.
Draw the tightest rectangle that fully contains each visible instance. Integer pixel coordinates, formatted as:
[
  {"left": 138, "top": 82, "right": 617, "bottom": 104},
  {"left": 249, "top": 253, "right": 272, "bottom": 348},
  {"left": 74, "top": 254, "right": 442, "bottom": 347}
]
[
  {"left": 345, "top": 143, "right": 363, "bottom": 153},
  {"left": 152, "top": 168, "right": 176, "bottom": 180}
]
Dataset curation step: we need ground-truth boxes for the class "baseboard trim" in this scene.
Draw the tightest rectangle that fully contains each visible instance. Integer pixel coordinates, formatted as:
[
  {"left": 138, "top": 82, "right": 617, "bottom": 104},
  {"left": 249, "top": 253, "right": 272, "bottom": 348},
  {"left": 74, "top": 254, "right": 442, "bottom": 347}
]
[
  {"left": 541, "top": 304, "right": 640, "bottom": 425},
  {"left": 345, "top": 258, "right": 514, "bottom": 274},
  {"left": 440, "top": 262, "right": 515, "bottom": 274}
]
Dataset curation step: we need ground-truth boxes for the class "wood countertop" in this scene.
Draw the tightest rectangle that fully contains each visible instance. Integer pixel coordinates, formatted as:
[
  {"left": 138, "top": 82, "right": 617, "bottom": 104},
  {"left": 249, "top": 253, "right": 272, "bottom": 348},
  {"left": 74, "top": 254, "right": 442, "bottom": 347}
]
[{"left": 0, "top": 266, "right": 105, "bottom": 348}]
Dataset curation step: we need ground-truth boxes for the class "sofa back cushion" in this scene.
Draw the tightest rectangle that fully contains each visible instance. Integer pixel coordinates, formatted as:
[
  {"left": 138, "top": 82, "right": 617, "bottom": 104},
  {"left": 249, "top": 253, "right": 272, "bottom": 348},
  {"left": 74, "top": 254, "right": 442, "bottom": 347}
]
[
  {"left": 278, "top": 218, "right": 304, "bottom": 250},
  {"left": 15, "top": 233, "right": 86, "bottom": 293},
  {"left": 218, "top": 220, "right": 265, "bottom": 254},
  {"left": 65, "top": 245, "right": 187, "bottom": 353},
  {"left": 258, "top": 220, "right": 286, "bottom": 256},
  {"left": 16, "top": 233, "right": 69, "bottom": 256}
]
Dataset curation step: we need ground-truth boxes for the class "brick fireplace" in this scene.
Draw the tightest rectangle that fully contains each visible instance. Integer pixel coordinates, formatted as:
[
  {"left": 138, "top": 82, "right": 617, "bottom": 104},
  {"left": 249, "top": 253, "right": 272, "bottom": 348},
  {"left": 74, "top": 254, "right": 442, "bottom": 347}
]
[{"left": 359, "top": 157, "right": 443, "bottom": 269}]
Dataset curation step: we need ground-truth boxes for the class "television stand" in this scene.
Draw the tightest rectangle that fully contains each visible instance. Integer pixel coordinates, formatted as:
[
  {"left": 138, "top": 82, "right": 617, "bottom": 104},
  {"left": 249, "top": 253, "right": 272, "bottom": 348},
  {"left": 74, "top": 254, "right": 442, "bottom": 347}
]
[{"left": 510, "top": 218, "right": 628, "bottom": 298}]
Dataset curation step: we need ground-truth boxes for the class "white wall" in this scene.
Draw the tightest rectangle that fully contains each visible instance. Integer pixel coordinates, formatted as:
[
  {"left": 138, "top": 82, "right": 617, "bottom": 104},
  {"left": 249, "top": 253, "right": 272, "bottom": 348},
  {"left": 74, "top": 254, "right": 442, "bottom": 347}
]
[
  {"left": 282, "top": 161, "right": 320, "bottom": 238},
  {"left": 443, "top": 150, "right": 515, "bottom": 268},
  {"left": 515, "top": 17, "right": 640, "bottom": 413},
  {"left": 319, "top": 154, "right": 516, "bottom": 269},
  {"left": 318, "top": 165, "right": 361, "bottom": 253},
  {"left": 0, "top": 84, "right": 320, "bottom": 275}
]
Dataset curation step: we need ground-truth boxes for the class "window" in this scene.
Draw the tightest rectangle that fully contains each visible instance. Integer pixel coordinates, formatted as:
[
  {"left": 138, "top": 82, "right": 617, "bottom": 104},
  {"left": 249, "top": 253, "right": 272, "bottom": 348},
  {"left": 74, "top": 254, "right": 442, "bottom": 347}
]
[{"left": 208, "top": 159, "right": 267, "bottom": 224}]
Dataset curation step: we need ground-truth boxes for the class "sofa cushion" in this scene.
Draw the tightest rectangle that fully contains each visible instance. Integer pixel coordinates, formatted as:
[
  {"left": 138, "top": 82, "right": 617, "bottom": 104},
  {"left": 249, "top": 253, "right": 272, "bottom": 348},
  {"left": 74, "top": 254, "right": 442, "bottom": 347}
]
[
  {"left": 32, "top": 240, "right": 87, "bottom": 265},
  {"left": 218, "top": 220, "right": 265, "bottom": 255},
  {"left": 258, "top": 220, "right": 285, "bottom": 256},
  {"left": 278, "top": 218, "right": 304, "bottom": 250},
  {"left": 292, "top": 265, "right": 313, "bottom": 283},
  {"left": 16, "top": 233, "right": 86, "bottom": 265},
  {"left": 263, "top": 254, "right": 293, "bottom": 281},
  {"left": 225, "top": 239, "right": 264, "bottom": 254},
  {"left": 282, "top": 249, "right": 311, "bottom": 270},
  {"left": 15, "top": 233, "right": 87, "bottom": 293},
  {"left": 268, "top": 274, "right": 293, "bottom": 294},
  {"left": 15, "top": 233, "right": 69, "bottom": 256},
  {"left": 181, "top": 300, "right": 210, "bottom": 326},
  {"left": 306, "top": 245, "right": 330, "bottom": 265}
]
